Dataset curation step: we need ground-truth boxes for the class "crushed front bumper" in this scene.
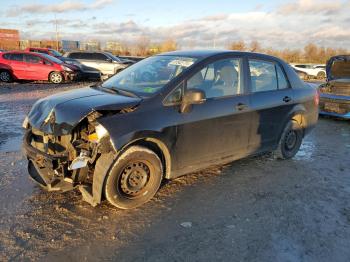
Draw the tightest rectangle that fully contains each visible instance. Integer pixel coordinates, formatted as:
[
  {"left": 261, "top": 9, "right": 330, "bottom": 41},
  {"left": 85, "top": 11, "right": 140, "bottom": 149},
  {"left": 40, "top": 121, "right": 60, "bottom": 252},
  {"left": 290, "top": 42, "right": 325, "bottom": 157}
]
[{"left": 22, "top": 131, "right": 74, "bottom": 191}]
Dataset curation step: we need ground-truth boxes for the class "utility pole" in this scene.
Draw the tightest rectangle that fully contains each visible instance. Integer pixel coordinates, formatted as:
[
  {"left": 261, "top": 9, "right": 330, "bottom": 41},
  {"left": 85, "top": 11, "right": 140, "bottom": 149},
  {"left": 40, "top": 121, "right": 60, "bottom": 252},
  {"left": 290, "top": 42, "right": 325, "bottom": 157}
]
[{"left": 55, "top": 14, "right": 59, "bottom": 51}]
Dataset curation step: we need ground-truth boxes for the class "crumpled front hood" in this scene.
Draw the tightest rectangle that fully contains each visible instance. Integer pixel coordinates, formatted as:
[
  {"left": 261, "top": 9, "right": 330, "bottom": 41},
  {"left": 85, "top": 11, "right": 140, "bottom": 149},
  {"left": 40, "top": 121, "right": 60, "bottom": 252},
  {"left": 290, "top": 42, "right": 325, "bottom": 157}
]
[{"left": 28, "top": 87, "right": 141, "bottom": 135}]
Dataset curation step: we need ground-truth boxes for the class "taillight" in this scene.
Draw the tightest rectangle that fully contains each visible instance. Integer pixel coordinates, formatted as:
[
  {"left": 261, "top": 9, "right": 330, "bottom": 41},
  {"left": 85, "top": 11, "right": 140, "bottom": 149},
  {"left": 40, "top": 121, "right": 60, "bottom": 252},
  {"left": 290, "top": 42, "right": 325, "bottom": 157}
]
[{"left": 314, "top": 89, "right": 320, "bottom": 106}]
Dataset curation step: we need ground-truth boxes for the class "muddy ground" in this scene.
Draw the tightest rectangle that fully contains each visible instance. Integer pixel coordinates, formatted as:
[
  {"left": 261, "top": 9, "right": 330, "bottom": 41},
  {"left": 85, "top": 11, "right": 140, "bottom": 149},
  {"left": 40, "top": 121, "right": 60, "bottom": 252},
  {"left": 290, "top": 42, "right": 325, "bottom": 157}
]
[{"left": 0, "top": 82, "right": 349, "bottom": 262}]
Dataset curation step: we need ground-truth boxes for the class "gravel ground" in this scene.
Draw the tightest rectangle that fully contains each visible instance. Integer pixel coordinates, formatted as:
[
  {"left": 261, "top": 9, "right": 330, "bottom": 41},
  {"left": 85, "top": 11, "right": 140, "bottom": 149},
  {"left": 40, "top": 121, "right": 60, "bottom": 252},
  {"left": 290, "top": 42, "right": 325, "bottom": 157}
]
[{"left": 0, "top": 82, "right": 349, "bottom": 262}]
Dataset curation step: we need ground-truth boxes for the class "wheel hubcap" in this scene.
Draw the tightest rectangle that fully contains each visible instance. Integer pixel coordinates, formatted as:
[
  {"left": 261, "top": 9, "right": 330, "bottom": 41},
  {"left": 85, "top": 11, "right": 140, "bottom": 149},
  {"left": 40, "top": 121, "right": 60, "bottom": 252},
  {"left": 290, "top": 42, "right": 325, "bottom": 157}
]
[
  {"left": 285, "top": 130, "right": 297, "bottom": 150},
  {"left": 0, "top": 72, "right": 10, "bottom": 81},
  {"left": 120, "top": 162, "right": 150, "bottom": 197},
  {"left": 51, "top": 73, "right": 62, "bottom": 83}
]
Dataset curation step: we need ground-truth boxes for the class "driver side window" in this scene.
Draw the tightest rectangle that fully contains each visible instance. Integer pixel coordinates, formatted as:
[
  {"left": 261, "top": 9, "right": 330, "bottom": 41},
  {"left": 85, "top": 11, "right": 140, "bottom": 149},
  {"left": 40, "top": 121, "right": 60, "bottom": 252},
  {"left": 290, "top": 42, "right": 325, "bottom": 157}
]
[{"left": 186, "top": 58, "right": 242, "bottom": 99}]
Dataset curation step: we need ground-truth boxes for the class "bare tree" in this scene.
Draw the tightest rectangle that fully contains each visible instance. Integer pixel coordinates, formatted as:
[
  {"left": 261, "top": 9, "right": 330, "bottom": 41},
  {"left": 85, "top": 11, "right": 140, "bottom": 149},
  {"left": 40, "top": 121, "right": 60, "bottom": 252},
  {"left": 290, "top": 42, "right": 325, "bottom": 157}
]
[
  {"left": 160, "top": 39, "right": 178, "bottom": 52},
  {"left": 228, "top": 40, "right": 246, "bottom": 51},
  {"left": 250, "top": 40, "right": 262, "bottom": 52},
  {"left": 136, "top": 36, "right": 151, "bottom": 56}
]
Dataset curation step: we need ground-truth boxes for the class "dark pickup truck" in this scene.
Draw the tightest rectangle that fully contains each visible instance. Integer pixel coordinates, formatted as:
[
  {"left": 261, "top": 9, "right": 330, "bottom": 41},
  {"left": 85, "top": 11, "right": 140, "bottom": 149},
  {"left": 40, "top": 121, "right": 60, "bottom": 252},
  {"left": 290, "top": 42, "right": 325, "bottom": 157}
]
[{"left": 22, "top": 50, "right": 319, "bottom": 209}]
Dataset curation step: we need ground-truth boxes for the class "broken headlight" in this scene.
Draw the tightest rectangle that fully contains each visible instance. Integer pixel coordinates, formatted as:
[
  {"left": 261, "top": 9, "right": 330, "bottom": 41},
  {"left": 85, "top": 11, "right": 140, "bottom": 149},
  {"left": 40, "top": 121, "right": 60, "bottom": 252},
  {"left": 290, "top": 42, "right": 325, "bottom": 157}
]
[
  {"left": 22, "top": 116, "right": 29, "bottom": 129},
  {"left": 88, "top": 124, "right": 109, "bottom": 143}
]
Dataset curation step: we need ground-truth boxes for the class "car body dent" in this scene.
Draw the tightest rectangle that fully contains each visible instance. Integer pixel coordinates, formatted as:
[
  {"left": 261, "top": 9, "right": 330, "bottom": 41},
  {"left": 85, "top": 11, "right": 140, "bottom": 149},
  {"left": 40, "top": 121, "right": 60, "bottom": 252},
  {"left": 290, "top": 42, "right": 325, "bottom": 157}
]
[{"left": 27, "top": 87, "right": 141, "bottom": 135}]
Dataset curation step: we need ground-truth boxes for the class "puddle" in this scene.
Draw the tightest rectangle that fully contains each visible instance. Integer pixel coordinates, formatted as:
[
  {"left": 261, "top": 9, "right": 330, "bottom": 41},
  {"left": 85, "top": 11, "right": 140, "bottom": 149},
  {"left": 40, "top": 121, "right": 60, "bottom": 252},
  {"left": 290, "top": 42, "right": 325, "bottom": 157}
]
[{"left": 294, "top": 140, "right": 316, "bottom": 161}]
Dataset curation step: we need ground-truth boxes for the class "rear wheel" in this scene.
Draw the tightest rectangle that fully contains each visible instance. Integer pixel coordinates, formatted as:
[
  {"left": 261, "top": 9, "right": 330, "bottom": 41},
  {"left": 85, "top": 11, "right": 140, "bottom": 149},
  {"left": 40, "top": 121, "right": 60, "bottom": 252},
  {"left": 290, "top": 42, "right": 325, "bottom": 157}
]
[
  {"left": 49, "top": 72, "right": 63, "bottom": 84},
  {"left": 0, "top": 71, "right": 12, "bottom": 82},
  {"left": 274, "top": 120, "right": 303, "bottom": 159},
  {"left": 105, "top": 146, "right": 163, "bottom": 209}
]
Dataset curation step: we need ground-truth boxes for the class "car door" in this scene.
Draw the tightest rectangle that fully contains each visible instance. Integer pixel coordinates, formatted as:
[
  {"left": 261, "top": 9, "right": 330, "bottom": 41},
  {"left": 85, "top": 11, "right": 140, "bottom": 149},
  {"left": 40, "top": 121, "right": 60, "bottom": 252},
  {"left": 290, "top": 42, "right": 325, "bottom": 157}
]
[
  {"left": 170, "top": 57, "right": 252, "bottom": 172},
  {"left": 247, "top": 58, "right": 295, "bottom": 153},
  {"left": 23, "top": 54, "right": 49, "bottom": 80},
  {"left": 5, "top": 53, "right": 27, "bottom": 79},
  {"left": 92, "top": 53, "right": 114, "bottom": 75}
]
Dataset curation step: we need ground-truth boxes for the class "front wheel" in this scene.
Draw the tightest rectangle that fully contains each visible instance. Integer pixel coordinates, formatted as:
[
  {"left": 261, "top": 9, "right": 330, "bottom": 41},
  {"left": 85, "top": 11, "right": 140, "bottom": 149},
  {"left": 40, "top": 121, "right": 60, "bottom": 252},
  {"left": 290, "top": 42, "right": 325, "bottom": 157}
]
[
  {"left": 105, "top": 146, "right": 163, "bottom": 209},
  {"left": 49, "top": 72, "right": 63, "bottom": 84},
  {"left": 274, "top": 120, "right": 303, "bottom": 159}
]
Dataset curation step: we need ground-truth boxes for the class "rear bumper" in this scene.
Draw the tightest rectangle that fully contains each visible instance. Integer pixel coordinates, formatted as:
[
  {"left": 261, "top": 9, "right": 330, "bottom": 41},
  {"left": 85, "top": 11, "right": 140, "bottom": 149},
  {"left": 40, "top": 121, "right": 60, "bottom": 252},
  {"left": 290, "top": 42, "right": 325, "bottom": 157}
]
[{"left": 319, "top": 93, "right": 350, "bottom": 119}]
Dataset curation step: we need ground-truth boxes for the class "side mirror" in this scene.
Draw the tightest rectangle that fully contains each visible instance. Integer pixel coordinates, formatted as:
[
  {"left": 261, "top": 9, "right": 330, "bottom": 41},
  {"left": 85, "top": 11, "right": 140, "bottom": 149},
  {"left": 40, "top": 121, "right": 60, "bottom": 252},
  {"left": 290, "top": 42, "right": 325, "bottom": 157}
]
[
  {"left": 106, "top": 58, "right": 113, "bottom": 63},
  {"left": 180, "top": 89, "right": 206, "bottom": 113}
]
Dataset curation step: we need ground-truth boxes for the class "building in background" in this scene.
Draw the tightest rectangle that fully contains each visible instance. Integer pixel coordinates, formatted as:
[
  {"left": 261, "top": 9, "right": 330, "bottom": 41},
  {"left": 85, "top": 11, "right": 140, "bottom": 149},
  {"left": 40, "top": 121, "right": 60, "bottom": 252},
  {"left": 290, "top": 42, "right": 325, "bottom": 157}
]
[
  {"left": 0, "top": 29, "right": 20, "bottom": 50},
  {"left": 61, "top": 40, "right": 80, "bottom": 52},
  {"left": 80, "top": 40, "right": 101, "bottom": 51},
  {"left": 105, "top": 41, "right": 122, "bottom": 52}
]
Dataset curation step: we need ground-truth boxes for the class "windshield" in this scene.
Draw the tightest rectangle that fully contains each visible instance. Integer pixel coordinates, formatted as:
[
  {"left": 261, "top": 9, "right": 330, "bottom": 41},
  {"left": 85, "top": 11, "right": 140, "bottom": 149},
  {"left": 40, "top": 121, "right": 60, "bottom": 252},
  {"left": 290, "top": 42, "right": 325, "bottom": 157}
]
[
  {"left": 49, "top": 49, "right": 63, "bottom": 57},
  {"left": 101, "top": 55, "right": 198, "bottom": 97},
  {"left": 41, "top": 53, "right": 63, "bottom": 64}
]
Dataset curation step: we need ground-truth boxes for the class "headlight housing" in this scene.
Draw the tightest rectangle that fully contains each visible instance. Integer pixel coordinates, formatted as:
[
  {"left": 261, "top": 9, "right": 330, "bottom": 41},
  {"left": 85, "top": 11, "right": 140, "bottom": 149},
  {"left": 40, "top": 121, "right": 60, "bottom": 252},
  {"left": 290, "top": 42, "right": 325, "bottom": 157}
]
[{"left": 62, "top": 65, "right": 73, "bottom": 72}]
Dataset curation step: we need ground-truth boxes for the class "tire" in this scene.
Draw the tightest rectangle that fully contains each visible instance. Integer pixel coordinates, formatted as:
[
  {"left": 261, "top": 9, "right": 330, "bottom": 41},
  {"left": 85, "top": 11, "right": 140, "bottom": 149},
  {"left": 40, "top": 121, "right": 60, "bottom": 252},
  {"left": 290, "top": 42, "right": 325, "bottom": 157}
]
[
  {"left": 105, "top": 146, "right": 163, "bottom": 209},
  {"left": 49, "top": 72, "right": 63, "bottom": 84},
  {"left": 317, "top": 71, "right": 326, "bottom": 80},
  {"left": 274, "top": 120, "right": 303, "bottom": 159},
  {"left": 0, "top": 70, "right": 12, "bottom": 82}
]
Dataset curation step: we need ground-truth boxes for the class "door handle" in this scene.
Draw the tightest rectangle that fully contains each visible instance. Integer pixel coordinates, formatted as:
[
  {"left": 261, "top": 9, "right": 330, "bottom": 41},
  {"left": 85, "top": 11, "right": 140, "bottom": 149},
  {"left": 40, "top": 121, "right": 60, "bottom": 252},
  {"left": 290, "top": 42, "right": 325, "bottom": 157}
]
[
  {"left": 283, "top": 96, "right": 292, "bottom": 103},
  {"left": 235, "top": 103, "right": 248, "bottom": 111}
]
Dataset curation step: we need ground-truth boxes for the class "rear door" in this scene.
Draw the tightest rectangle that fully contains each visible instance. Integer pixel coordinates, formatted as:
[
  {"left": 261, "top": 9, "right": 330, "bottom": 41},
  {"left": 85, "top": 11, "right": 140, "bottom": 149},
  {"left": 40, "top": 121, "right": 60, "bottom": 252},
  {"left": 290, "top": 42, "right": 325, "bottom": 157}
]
[
  {"left": 247, "top": 58, "right": 295, "bottom": 152},
  {"left": 4, "top": 53, "right": 26, "bottom": 79},
  {"left": 170, "top": 56, "right": 252, "bottom": 171}
]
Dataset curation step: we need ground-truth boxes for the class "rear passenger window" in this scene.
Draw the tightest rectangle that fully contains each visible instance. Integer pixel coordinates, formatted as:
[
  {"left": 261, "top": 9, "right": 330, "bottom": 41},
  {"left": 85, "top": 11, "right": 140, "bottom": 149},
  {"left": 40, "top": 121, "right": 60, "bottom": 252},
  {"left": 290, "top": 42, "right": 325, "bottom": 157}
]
[
  {"left": 249, "top": 60, "right": 277, "bottom": 92},
  {"left": 6, "top": 53, "right": 24, "bottom": 61},
  {"left": 93, "top": 53, "right": 108, "bottom": 61},
  {"left": 249, "top": 60, "right": 289, "bottom": 92},
  {"left": 69, "top": 53, "right": 81, "bottom": 59}
]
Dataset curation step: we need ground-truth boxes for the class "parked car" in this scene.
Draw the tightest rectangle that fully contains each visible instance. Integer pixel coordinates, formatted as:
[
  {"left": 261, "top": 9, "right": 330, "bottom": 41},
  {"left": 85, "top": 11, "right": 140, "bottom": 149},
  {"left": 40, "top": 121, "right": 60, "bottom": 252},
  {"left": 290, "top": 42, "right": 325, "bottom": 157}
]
[
  {"left": 0, "top": 49, "right": 5, "bottom": 53},
  {"left": 293, "top": 68, "right": 308, "bottom": 80},
  {"left": 63, "top": 51, "right": 133, "bottom": 79},
  {"left": 291, "top": 64, "right": 326, "bottom": 79},
  {"left": 25, "top": 47, "right": 101, "bottom": 80},
  {"left": 0, "top": 51, "right": 78, "bottom": 83},
  {"left": 319, "top": 55, "right": 350, "bottom": 119},
  {"left": 22, "top": 50, "right": 319, "bottom": 209}
]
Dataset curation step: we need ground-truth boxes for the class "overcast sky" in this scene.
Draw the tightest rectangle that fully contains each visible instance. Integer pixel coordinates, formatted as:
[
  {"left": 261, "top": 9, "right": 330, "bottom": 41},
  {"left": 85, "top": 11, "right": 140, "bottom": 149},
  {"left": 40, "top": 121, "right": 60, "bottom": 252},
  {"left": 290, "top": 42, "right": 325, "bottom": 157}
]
[{"left": 1, "top": 0, "right": 349, "bottom": 49}]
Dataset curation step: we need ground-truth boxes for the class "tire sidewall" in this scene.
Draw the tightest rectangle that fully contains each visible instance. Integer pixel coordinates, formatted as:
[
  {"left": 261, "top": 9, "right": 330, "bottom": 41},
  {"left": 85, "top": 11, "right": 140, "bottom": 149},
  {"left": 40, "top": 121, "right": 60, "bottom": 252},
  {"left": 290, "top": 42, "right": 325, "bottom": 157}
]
[
  {"left": 277, "top": 121, "right": 303, "bottom": 159},
  {"left": 105, "top": 146, "right": 163, "bottom": 209}
]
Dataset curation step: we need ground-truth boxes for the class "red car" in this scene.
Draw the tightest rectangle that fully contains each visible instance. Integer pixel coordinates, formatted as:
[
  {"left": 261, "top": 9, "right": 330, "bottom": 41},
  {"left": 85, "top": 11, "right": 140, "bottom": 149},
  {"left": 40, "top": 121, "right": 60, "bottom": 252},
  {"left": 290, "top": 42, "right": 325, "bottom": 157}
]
[{"left": 0, "top": 51, "right": 78, "bottom": 83}]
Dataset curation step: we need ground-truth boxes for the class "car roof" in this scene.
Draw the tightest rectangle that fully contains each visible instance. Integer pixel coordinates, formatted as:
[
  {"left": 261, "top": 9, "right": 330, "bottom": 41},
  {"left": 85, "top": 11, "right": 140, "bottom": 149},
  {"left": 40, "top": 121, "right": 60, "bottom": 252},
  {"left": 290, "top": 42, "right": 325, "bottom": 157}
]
[{"left": 158, "top": 49, "right": 281, "bottom": 61}]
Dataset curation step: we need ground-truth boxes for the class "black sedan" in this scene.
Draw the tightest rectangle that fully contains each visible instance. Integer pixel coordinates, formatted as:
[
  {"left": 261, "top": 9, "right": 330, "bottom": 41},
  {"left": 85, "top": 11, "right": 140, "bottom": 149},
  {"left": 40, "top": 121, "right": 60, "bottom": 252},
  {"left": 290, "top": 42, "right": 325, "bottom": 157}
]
[{"left": 22, "top": 50, "right": 319, "bottom": 209}]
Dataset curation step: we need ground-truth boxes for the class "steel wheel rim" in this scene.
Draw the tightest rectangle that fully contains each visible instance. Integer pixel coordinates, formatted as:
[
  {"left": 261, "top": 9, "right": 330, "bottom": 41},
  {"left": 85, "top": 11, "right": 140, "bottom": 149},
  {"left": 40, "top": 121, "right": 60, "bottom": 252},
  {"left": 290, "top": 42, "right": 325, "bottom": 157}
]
[
  {"left": 285, "top": 130, "right": 297, "bottom": 150},
  {"left": 119, "top": 161, "right": 151, "bottom": 198},
  {"left": 51, "top": 73, "right": 62, "bottom": 83},
  {"left": 0, "top": 72, "right": 10, "bottom": 82}
]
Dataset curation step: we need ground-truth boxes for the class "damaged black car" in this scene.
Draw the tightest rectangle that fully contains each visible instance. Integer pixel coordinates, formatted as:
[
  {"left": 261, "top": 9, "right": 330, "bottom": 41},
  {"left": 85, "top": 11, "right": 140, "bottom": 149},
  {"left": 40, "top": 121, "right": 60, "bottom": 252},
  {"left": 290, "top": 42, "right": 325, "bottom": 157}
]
[
  {"left": 319, "top": 55, "right": 350, "bottom": 119},
  {"left": 22, "top": 50, "right": 319, "bottom": 209}
]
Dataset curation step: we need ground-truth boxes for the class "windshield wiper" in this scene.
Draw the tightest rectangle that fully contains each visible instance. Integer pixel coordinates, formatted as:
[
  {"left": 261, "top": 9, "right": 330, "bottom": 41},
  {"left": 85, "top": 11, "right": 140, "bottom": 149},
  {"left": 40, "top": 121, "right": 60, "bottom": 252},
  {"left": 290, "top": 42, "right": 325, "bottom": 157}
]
[{"left": 93, "top": 84, "right": 139, "bottom": 98}]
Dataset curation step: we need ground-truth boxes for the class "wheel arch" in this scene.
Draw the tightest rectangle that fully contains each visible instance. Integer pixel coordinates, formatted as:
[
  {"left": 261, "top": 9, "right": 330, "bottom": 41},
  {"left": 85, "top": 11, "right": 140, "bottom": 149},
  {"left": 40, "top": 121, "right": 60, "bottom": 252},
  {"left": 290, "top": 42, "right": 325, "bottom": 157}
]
[
  {"left": 89, "top": 137, "right": 172, "bottom": 206},
  {"left": 278, "top": 105, "right": 307, "bottom": 142}
]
